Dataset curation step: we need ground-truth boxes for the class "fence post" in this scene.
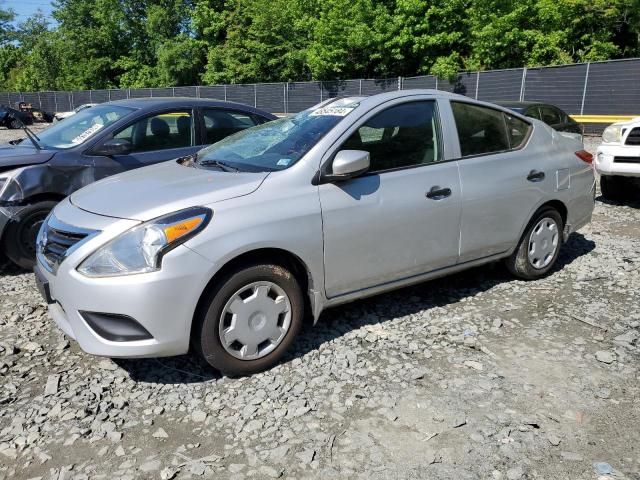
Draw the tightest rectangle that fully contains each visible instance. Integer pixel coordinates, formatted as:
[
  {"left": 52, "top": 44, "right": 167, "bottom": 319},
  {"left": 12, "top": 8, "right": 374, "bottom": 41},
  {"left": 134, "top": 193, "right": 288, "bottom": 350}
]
[
  {"left": 254, "top": 84, "right": 257, "bottom": 107},
  {"left": 519, "top": 68, "right": 527, "bottom": 101},
  {"left": 224, "top": 85, "right": 227, "bottom": 102},
  {"left": 53, "top": 92, "right": 57, "bottom": 112},
  {"left": 172, "top": 87, "right": 175, "bottom": 97},
  {"left": 196, "top": 85, "right": 201, "bottom": 98},
  {"left": 580, "top": 63, "right": 590, "bottom": 115},
  {"left": 70, "top": 91, "right": 74, "bottom": 108},
  {"left": 435, "top": 78, "right": 438, "bottom": 90},
  {"left": 475, "top": 72, "right": 480, "bottom": 99},
  {"left": 359, "top": 79, "right": 362, "bottom": 95},
  {"left": 37, "top": 91, "right": 42, "bottom": 109},
  {"left": 127, "top": 89, "right": 131, "bottom": 99},
  {"left": 397, "top": 76, "right": 402, "bottom": 90},
  {"left": 108, "top": 90, "right": 111, "bottom": 101},
  {"left": 285, "top": 83, "right": 289, "bottom": 114},
  {"left": 320, "top": 82, "right": 323, "bottom": 102}
]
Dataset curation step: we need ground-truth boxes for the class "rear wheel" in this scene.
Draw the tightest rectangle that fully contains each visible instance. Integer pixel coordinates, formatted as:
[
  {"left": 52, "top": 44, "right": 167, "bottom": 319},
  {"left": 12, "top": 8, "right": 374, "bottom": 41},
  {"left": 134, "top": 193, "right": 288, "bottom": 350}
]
[
  {"left": 2, "top": 201, "right": 56, "bottom": 270},
  {"left": 506, "top": 207, "right": 563, "bottom": 280},
  {"left": 194, "top": 263, "right": 304, "bottom": 376},
  {"left": 9, "top": 118, "right": 21, "bottom": 129},
  {"left": 600, "top": 175, "right": 629, "bottom": 201}
]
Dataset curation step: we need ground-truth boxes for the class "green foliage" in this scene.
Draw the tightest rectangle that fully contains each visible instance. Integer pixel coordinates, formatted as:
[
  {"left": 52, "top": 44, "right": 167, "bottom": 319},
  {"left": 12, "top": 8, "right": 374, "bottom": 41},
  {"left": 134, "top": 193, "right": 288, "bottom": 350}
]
[{"left": 0, "top": 0, "right": 638, "bottom": 91}]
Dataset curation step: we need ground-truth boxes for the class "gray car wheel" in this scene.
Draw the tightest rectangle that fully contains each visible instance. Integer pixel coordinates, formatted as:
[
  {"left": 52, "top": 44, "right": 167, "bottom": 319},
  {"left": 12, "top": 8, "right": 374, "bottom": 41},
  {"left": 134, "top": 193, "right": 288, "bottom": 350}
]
[
  {"left": 195, "top": 263, "right": 303, "bottom": 376},
  {"left": 506, "top": 207, "right": 563, "bottom": 280}
]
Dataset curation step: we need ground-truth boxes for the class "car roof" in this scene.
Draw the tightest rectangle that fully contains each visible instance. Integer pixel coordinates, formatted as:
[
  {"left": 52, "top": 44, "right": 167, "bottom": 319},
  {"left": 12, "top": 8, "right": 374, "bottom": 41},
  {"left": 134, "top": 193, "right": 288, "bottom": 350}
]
[
  {"left": 323, "top": 89, "right": 532, "bottom": 119},
  {"left": 105, "top": 97, "right": 277, "bottom": 118}
]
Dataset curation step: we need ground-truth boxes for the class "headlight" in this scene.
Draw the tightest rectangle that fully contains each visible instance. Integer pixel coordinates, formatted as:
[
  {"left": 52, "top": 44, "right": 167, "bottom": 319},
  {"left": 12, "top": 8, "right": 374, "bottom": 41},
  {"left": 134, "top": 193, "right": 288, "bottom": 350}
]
[
  {"left": 78, "top": 207, "right": 211, "bottom": 277},
  {"left": 602, "top": 125, "right": 622, "bottom": 143}
]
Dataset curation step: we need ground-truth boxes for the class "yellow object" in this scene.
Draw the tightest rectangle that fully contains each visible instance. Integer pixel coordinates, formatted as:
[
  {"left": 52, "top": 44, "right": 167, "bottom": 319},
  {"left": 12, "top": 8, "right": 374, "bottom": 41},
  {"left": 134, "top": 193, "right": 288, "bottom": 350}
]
[
  {"left": 164, "top": 217, "right": 203, "bottom": 243},
  {"left": 570, "top": 115, "right": 639, "bottom": 124}
]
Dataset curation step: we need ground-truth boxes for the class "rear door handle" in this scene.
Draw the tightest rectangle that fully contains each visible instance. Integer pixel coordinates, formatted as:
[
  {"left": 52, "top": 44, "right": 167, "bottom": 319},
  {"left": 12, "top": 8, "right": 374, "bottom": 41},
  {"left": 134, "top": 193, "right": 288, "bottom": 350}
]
[
  {"left": 426, "top": 186, "right": 452, "bottom": 200},
  {"left": 527, "top": 170, "right": 545, "bottom": 182}
]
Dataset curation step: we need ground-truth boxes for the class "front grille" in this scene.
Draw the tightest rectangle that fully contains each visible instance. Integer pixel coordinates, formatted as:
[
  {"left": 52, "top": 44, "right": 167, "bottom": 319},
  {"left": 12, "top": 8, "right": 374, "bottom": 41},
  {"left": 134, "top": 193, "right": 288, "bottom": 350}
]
[
  {"left": 43, "top": 227, "right": 87, "bottom": 266},
  {"left": 613, "top": 156, "right": 640, "bottom": 164},
  {"left": 625, "top": 128, "right": 640, "bottom": 146},
  {"left": 37, "top": 215, "right": 96, "bottom": 273}
]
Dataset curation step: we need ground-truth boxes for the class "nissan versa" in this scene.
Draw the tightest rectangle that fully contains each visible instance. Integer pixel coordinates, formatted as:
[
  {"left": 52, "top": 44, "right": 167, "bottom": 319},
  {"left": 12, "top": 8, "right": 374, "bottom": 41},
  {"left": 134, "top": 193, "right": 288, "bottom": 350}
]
[{"left": 35, "top": 90, "right": 596, "bottom": 376}]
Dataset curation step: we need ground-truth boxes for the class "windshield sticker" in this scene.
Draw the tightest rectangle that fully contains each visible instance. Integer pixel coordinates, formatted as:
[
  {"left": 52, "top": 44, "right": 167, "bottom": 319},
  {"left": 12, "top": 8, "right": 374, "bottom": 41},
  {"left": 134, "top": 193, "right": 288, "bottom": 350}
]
[
  {"left": 71, "top": 123, "right": 103, "bottom": 144},
  {"left": 310, "top": 107, "right": 355, "bottom": 117},
  {"left": 277, "top": 158, "right": 292, "bottom": 167}
]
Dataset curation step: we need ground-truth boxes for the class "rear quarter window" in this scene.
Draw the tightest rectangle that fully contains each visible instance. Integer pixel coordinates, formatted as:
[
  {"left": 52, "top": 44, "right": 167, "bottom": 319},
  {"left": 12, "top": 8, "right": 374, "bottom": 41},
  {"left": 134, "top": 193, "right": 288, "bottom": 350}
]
[{"left": 505, "top": 114, "right": 531, "bottom": 149}]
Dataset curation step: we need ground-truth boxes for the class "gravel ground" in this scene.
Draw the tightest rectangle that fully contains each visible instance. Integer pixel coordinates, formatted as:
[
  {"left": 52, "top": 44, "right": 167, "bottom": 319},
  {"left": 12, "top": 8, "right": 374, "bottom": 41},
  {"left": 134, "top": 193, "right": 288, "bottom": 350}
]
[{"left": 1, "top": 129, "right": 639, "bottom": 480}]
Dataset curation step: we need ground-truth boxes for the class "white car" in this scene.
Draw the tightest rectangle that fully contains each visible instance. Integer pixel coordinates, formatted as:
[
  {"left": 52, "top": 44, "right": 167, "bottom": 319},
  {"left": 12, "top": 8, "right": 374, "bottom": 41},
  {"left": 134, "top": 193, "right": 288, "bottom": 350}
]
[
  {"left": 54, "top": 103, "right": 98, "bottom": 121},
  {"left": 595, "top": 118, "right": 640, "bottom": 200}
]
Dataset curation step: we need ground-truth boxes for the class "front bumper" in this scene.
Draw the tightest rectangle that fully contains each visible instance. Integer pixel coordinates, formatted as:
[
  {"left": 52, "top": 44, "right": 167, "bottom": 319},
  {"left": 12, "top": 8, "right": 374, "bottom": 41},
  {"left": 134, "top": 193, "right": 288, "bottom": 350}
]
[
  {"left": 595, "top": 144, "right": 640, "bottom": 177},
  {"left": 37, "top": 200, "right": 216, "bottom": 358}
]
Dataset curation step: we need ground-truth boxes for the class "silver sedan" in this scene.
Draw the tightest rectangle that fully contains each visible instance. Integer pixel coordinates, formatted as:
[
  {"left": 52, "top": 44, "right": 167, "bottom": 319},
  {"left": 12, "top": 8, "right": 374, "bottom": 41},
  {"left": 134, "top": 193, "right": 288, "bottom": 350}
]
[{"left": 35, "top": 90, "right": 596, "bottom": 375}]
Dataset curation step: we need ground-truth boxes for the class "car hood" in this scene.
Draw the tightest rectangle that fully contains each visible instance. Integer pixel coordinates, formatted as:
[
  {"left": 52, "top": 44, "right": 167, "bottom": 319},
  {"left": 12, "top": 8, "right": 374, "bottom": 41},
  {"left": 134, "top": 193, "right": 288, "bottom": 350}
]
[
  {"left": 0, "top": 144, "right": 55, "bottom": 168},
  {"left": 70, "top": 161, "right": 269, "bottom": 221}
]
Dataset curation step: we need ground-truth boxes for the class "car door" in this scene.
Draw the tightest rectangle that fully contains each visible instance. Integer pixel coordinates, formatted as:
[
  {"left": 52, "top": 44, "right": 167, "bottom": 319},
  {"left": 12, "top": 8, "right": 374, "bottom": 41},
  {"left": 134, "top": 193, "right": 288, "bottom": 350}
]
[
  {"left": 450, "top": 101, "right": 547, "bottom": 262},
  {"left": 319, "top": 99, "right": 462, "bottom": 298}
]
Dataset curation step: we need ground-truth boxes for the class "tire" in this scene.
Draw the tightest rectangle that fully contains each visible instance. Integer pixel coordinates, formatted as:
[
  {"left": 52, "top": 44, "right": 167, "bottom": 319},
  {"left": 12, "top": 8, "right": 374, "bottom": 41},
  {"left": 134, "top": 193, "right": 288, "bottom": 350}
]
[
  {"left": 194, "top": 263, "right": 304, "bottom": 376},
  {"left": 9, "top": 118, "right": 21, "bottom": 129},
  {"left": 600, "top": 175, "right": 628, "bottom": 201},
  {"left": 505, "top": 207, "right": 563, "bottom": 280},
  {"left": 2, "top": 201, "right": 56, "bottom": 270}
]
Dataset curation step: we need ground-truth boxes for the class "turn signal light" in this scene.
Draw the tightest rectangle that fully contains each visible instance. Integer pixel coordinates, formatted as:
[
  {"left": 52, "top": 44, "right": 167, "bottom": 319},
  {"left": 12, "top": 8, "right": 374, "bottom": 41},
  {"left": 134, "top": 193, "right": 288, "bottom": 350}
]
[
  {"left": 164, "top": 217, "right": 204, "bottom": 243},
  {"left": 575, "top": 150, "right": 593, "bottom": 164}
]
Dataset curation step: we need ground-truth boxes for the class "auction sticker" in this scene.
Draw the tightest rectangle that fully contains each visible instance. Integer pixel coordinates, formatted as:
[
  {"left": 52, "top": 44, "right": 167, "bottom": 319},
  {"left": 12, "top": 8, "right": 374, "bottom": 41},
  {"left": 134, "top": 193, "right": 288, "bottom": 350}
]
[
  {"left": 310, "top": 107, "right": 354, "bottom": 117},
  {"left": 72, "top": 123, "right": 103, "bottom": 144}
]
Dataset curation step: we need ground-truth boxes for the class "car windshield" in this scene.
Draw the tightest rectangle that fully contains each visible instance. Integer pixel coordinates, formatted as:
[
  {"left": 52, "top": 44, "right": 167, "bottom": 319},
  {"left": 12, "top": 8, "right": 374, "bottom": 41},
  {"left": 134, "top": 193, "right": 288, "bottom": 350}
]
[
  {"left": 34, "top": 105, "right": 134, "bottom": 150},
  {"left": 196, "top": 105, "right": 357, "bottom": 172}
]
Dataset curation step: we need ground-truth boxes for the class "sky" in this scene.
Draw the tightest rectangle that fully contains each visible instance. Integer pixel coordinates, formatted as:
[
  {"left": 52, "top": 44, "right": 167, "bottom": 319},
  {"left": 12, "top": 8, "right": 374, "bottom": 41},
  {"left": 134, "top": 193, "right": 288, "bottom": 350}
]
[{"left": 4, "top": 0, "right": 55, "bottom": 24}]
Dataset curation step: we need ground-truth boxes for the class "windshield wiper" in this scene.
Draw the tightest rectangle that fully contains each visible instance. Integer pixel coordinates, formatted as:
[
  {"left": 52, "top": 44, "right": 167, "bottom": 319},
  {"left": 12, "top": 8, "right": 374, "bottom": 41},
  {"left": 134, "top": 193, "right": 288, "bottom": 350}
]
[
  {"left": 16, "top": 117, "right": 42, "bottom": 150},
  {"left": 198, "top": 159, "right": 240, "bottom": 172}
]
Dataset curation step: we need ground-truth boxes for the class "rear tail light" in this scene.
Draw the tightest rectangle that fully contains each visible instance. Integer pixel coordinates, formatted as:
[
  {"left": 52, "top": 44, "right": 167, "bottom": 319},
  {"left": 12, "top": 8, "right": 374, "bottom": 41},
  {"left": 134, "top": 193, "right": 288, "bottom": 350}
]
[{"left": 575, "top": 150, "right": 593, "bottom": 164}]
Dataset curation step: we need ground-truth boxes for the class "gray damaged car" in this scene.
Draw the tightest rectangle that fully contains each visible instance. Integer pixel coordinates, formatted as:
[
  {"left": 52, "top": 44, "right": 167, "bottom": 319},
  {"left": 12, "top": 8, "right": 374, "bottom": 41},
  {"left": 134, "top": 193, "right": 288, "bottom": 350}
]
[
  {"left": 35, "top": 90, "right": 596, "bottom": 376},
  {"left": 0, "top": 98, "right": 275, "bottom": 269}
]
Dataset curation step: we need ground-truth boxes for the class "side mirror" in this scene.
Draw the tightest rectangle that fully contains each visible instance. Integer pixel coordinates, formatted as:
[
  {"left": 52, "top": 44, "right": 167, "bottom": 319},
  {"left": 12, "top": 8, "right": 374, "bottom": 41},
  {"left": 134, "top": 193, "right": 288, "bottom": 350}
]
[
  {"left": 320, "top": 150, "right": 370, "bottom": 183},
  {"left": 93, "top": 138, "right": 132, "bottom": 156}
]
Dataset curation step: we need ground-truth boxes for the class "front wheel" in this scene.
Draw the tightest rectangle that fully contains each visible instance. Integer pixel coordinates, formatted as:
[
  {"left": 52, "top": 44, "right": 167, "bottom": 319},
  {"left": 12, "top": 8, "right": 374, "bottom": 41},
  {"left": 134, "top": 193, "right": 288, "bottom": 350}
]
[
  {"left": 194, "top": 263, "right": 304, "bottom": 376},
  {"left": 2, "top": 201, "right": 56, "bottom": 270},
  {"left": 9, "top": 118, "right": 21, "bottom": 129},
  {"left": 506, "top": 208, "right": 563, "bottom": 280}
]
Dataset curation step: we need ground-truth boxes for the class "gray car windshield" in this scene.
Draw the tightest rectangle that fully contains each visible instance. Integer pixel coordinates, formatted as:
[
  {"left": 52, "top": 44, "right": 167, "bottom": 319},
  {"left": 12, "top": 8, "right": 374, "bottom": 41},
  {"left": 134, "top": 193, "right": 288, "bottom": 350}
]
[
  {"left": 34, "top": 105, "right": 134, "bottom": 150},
  {"left": 196, "top": 106, "right": 356, "bottom": 172}
]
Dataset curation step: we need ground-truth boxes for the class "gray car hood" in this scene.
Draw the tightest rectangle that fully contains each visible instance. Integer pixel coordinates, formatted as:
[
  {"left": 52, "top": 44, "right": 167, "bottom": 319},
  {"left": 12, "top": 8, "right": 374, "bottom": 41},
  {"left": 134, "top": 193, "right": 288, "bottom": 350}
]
[
  {"left": 70, "top": 161, "right": 269, "bottom": 221},
  {"left": 0, "top": 144, "right": 56, "bottom": 168}
]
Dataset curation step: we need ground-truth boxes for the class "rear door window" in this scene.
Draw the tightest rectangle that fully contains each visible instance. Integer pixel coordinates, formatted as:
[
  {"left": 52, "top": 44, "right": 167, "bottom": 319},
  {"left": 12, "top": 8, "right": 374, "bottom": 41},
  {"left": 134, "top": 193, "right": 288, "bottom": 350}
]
[
  {"left": 203, "top": 109, "right": 261, "bottom": 144},
  {"left": 539, "top": 106, "right": 563, "bottom": 125},
  {"left": 451, "top": 102, "right": 510, "bottom": 157},
  {"left": 524, "top": 107, "right": 542, "bottom": 120}
]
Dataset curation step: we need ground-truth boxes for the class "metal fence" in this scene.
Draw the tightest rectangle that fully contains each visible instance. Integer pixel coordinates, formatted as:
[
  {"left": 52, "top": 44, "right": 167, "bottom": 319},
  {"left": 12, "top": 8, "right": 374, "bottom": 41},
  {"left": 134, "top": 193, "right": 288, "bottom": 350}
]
[{"left": 2, "top": 57, "right": 639, "bottom": 130}]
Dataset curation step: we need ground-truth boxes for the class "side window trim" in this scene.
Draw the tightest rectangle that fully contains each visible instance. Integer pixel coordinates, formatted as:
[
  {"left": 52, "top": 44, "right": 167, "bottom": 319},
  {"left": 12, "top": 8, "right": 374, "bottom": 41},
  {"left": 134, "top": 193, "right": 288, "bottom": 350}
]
[{"left": 450, "top": 100, "right": 532, "bottom": 161}]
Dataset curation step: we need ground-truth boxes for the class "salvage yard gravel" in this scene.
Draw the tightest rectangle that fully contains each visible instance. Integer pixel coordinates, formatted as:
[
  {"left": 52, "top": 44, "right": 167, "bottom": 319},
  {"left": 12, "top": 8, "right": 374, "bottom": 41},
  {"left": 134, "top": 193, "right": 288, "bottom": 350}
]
[{"left": 0, "top": 134, "right": 639, "bottom": 479}]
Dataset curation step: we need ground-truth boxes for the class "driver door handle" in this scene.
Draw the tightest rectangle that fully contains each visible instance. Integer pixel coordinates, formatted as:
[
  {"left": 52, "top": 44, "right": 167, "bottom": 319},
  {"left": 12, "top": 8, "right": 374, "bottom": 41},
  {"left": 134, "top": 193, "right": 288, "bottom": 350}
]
[
  {"left": 426, "top": 186, "right": 452, "bottom": 200},
  {"left": 527, "top": 170, "right": 545, "bottom": 182}
]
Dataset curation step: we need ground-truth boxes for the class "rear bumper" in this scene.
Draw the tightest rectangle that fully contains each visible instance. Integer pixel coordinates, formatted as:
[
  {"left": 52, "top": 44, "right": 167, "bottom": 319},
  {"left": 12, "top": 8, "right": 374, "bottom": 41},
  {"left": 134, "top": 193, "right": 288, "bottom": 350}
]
[{"left": 596, "top": 145, "right": 640, "bottom": 177}]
